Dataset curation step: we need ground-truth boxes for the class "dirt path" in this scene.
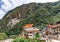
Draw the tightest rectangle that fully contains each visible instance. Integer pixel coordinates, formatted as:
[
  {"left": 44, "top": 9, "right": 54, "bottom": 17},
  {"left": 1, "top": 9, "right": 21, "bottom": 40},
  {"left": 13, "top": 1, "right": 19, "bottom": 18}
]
[
  {"left": 0, "top": 39, "right": 13, "bottom": 42},
  {"left": 47, "top": 39, "right": 60, "bottom": 42},
  {"left": 51, "top": 39, "right": 60, "bottom": 42}
]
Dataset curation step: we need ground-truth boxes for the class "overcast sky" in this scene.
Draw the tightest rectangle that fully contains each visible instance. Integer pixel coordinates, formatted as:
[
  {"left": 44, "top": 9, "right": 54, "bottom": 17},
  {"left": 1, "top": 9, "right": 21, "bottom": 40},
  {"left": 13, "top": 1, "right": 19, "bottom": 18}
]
[{"left": 0, "top": 0, "right": 59, "bottom": 19}]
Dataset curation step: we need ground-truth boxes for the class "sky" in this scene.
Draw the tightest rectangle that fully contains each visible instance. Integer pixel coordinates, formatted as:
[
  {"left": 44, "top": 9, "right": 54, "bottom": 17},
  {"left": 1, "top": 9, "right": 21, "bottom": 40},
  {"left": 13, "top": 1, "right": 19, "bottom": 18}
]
[{"left": 0, "top": 0, "right": 59, "bottom": 19}]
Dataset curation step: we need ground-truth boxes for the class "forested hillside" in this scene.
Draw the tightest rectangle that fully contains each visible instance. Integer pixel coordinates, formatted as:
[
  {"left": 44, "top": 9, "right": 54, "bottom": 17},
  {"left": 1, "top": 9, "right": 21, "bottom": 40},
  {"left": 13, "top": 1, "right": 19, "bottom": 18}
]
[{"left": 0, "top": 1, "right": 60, "bottom": 35}]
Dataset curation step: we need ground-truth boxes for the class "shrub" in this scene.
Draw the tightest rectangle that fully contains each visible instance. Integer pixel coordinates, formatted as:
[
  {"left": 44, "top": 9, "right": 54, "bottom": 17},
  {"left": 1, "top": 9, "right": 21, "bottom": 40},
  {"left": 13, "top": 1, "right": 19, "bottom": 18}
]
[
  {"left": 0, "top": 33, "right": 7, "bottom": 40},
  {"left": 9, "top": 35, "right": 18, "bottom": 39},
  {"left": 12, "top": 38, "right": 45, "bottom": 42},
  {"left": 12, "top": 38, "right": 28, "bottom": 42}
]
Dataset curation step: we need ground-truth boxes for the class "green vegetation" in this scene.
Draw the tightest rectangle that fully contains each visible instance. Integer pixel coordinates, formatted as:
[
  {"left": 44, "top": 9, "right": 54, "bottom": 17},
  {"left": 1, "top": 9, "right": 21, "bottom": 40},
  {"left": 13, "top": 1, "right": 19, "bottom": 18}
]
[
  {"left": 0, "top": 33, "right": 7, "bottom": 40},
  {"left": 35, "top": 32, "right": 39, "bottom": 39},
  {"left": 12, "top": 38, "right": 45, "bottom": 42},
  {"left": 0, "top": 1, "right": 60, "bottom": 35}
]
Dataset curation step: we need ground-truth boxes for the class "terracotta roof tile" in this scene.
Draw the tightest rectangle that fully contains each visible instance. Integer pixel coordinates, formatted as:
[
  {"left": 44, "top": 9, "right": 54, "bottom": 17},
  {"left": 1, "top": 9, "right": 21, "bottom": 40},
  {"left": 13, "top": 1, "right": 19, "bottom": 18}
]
[{"left": 23, "top": 24, "right": 33, "bottom": 29}]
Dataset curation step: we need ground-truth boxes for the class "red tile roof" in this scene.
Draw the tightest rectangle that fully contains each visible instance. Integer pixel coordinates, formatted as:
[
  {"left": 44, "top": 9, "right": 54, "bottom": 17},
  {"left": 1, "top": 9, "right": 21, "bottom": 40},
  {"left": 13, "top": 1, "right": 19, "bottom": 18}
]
[
  {"left": 23, "top": 24, "right": 33, "bottom": 29},
  {"left": 48, "top": 24, "right": 60, "bottom": 29}
]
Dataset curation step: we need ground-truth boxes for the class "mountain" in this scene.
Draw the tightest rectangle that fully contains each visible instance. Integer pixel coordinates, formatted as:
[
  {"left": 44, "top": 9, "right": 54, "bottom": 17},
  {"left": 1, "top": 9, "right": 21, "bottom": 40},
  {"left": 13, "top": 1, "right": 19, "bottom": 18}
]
[
  {"left": 0, "top": 1, "right": 60, "bottom": 35},
  {"left": 1, "top": 0, "right": 58, "bottom": 19}
]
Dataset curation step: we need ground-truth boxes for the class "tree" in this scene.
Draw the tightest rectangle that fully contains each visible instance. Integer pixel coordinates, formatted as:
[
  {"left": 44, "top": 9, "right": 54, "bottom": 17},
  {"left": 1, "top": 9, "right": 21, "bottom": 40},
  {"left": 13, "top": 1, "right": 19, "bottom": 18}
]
[{"left": 35, "top": 32, "right": 39, "bottom": 39}]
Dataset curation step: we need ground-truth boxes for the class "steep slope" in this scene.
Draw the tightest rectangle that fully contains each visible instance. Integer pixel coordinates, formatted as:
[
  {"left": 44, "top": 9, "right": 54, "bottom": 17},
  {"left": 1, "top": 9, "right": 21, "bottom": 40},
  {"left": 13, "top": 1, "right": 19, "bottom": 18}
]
[{"left": 0, "top": 1, "right": 60, "bottom": 35}]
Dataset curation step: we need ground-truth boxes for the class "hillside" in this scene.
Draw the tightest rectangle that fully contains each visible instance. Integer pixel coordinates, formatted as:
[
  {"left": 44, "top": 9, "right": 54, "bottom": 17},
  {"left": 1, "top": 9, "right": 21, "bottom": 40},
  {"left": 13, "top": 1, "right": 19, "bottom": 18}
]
[{"left": 0, "top": 1, "right": 60, "bottom": 35}]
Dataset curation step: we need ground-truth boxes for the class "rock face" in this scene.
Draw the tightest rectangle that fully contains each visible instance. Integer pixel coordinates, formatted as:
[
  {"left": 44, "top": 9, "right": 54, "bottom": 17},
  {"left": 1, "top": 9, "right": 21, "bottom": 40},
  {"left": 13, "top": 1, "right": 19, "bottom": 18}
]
[{"left": 7, "top": 17, "right": 20, "bottom": 27}]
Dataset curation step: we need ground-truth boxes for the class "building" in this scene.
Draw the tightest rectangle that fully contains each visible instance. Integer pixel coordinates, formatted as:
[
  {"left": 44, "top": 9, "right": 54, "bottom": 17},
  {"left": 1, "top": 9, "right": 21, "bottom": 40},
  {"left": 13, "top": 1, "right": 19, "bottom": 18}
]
[
  {"left": 23, "top": 24, "right": 40, "bottom": 39},
  {"left": 47, "top": 23, "right": 60, "bottom": 40}
]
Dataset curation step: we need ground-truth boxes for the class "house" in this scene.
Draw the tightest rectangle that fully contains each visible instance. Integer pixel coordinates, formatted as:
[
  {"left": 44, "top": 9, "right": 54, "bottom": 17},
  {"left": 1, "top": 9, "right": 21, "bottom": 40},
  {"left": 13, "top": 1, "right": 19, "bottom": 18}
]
[
  {"left": 23, "top": 24, "right": 40, "bottom": 39},
  {"left": 47, "top": 22, "right": 60, "bottom": 40}
]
